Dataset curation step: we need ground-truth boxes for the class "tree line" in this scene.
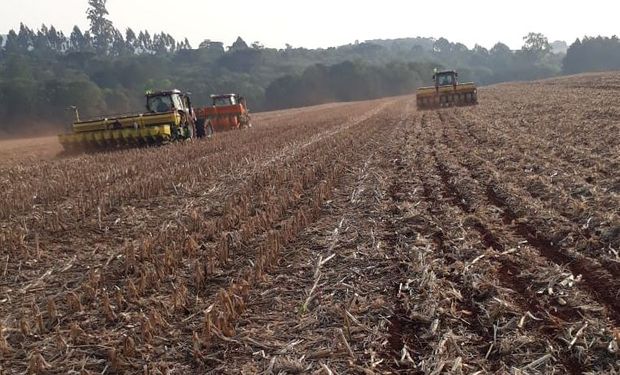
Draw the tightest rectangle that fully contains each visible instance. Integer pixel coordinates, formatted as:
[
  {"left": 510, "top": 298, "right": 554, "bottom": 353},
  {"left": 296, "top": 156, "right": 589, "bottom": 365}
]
[
  {"left": 563, "top": 36, "right": 620, "bottom": 74},
  {"left": 0, "top": 0, "right": 619, "bottom": 135}
]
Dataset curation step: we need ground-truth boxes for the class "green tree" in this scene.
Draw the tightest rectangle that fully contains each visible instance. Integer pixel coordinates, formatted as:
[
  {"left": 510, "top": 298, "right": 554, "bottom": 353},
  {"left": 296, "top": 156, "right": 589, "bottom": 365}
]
[
  {"left": 69, "top": 26, "right": 93, "bottom": 53},
  {"left": 433, "top": 37, "right": 452, "bottom": 54},
  {"left": 4, "top": 54, "right": 34, "bottom": 80},
  {"left": 4, "top": 30, "right": 19, "bottom": 53},
  {"left": 87, "top": 0, "right": 116, "bottom": 54},
  {"left": 490, "top": 42, "right": 511, "bottom": 57},
  {"left": 217, "top": 48, "right": 263, "bottom": 72},
  {"left": 125, "top": 28, "right": 137, "bottom": 54},
  {"left": 199, "top": 40, "right": 224, "bottom": 52},
  {"left": 0, "top": 78, "right": 38, "bottom": 121},
  {"left": 48, "top": 26, "right": 66, "bottom": 52},
  {"left": 34, "top": 24, "right": 51, "bottom": 52},
  {"left": 521, "top": 32, "right": 551, "bottom": 60},
  {"left": 110, "top": 29, "right": 127, "bottom": 56},
  {"left": 230, "top": 37, "right": 249, "bottom": 50},
  {"left": 563, "top": 36, "right": 620, "bottom": 74},
  {"left": 137, "top": 31, "right": 153, "bottom": 53},
  {"left": 16, "top": 23, "right": 35, "bottom": 51},
  {"left": 45, "top": 79, "right": 107, "bottom": 119}
]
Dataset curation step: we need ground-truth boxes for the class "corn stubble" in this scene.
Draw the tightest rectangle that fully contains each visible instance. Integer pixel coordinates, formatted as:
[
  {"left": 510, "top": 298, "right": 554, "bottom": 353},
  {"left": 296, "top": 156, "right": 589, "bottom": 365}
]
[{"left": 0, "top": 73, "right": 619, "bottom": 373}]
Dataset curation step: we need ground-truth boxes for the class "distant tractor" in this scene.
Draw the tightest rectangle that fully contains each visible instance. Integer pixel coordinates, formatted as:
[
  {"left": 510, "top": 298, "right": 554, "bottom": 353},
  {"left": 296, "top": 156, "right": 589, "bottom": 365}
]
[
  {"left": 416, "top": 70, "right": 478, "bottom": 109},
  {"left": 58, "top": 90, "right": 206, "bottom": 152},
  {"left": 195, "top": 94, "right": 252, "bottom": 132}
]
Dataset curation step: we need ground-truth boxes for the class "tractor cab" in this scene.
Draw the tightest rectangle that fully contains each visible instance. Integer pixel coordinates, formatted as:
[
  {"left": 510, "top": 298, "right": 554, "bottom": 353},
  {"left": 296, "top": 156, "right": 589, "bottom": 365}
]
[
  {"left": 145, "top": 89, "right": 196, "bottom": 138},
  {"left": 146, "top": 90, "right": 193, "bottom": 114},
  {"left": 211, "top": 94, "right": 240, "bottom": 107},
  {"left": 433, "top": 70, "right": 458, "bottom": 88}
]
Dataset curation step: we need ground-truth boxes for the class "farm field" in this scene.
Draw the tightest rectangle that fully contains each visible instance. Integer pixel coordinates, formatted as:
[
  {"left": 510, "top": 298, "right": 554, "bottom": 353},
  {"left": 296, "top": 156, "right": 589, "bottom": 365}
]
[{"left": 0, "top": 73, "right": 619, "bottom": 374}]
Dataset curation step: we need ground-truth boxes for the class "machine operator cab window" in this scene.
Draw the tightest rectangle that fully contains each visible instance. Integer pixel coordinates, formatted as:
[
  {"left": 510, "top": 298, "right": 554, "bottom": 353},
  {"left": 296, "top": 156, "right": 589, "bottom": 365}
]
[
  {"left": 147, "top": 93, "right": 185, "bottom": 113},
  {"left": 434, "top": 72, "right": 458, "bottom": 87},
  {"left": 212, "top": 95, "right": 237, "bottom": 107}
]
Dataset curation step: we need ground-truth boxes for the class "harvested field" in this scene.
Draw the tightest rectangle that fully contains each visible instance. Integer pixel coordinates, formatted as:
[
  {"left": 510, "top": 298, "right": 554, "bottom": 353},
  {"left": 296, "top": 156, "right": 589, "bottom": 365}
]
[{"left": 0, "top": 72, "right": 619, "bottom": 374}]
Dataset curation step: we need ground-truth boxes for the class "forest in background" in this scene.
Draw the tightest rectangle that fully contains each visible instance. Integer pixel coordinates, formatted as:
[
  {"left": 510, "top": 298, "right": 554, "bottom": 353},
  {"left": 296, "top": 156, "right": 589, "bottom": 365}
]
[{"left": 1, "top": 0, "right": 620, "bottom": 135}]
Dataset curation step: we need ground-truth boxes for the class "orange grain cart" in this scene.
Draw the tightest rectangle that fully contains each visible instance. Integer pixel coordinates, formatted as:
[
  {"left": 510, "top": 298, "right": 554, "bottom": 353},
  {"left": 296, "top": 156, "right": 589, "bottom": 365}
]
[{"left": 195, "top": 94, "right": 252, "bottom": 133}]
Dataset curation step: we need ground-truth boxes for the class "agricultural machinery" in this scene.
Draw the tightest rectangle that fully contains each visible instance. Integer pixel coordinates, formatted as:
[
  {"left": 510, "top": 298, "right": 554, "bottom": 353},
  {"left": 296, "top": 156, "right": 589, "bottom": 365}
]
[
  {"left": 194, "top": 94, "right": 252, "bottom": 133},
  {"left": 58, "top": 90, "right": 210, "bottom": 152},
  {"left": 416, "top": 70, "right": 478, "bottom": 109}
]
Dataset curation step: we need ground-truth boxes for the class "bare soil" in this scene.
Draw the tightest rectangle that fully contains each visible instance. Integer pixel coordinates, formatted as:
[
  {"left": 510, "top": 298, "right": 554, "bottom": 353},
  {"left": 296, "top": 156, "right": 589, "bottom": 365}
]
[{"left": 0, "top": 73, "right": 618, "bottom": 374}]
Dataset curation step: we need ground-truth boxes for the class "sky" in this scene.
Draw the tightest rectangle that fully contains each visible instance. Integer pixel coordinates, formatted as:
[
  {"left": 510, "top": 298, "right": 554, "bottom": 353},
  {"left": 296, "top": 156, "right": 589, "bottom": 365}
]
[{"left": 1, "top": 0, "right": 619, "bottom": 50}]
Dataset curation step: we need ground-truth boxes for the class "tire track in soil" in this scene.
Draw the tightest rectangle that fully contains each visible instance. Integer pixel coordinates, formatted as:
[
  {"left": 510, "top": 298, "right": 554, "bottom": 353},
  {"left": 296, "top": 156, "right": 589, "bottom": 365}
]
[
  {"left": 4, "top": 103, "right": 387, "bottom": 295},
  {"left": 382, "top": 111, "right": 495, "bottom": 374},
  {"left": 158, "top": 129, "right": 381, "bottom": 371},
  {"left": 0, "top": 101, "right": 371, "bottom": 221},
  {"left": 202, "top": 102, "right": 409, "bottom": 374},
  {"left": 384, "top": 113, "right": 438, "bottom": 364},
  {"left": 382, "top": 112, "right": 431, "bottom": 371},
  {"left": 419, "top": 120, "right": 539, "bottom": 372},
  {"left": 434, "top": 110, "right": 620, "bottom": 324},
  {"left": 485, "top": 184, "right": 620, "bottom": 323},
  {"left": 429, "top": 110, "right": 620, "bottom": 373},
  {"left": 457, "top": 104, "right": 619, "bottom": 181},
  {"left": 181, "top": 102, "right": 395, "bottom": 290},
  {"left": 0, "top": 101, "right": 400, "bottom": 374},
  {"left": 418, "top": 113, "right": 495, "bottom": 343},
  {"left": 444, "top": 110, "right": 620, "bottom": 279},
  {"left": 428, "top": 136, "right": 587, "bottom": 374}
]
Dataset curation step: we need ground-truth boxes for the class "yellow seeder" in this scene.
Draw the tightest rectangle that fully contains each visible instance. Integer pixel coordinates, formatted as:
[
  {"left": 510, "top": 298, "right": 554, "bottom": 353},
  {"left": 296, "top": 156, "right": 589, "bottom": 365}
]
[
  {"left": 58, "top": 90, "right": 204, "bottom": 152},
  {"left": 416, "top": 70, "right": 478, "bottom": 110}
]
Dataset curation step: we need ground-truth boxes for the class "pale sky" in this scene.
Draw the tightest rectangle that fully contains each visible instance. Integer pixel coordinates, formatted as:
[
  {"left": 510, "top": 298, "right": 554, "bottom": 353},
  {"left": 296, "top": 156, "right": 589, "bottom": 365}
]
[{"left": 1, "top": 0, "right": 618, "bottom": 50}]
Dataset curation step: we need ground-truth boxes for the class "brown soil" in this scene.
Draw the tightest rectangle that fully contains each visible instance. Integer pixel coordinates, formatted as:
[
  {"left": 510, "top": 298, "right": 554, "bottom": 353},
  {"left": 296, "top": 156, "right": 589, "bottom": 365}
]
[{"left": 0, "top": 73, "right": 619, "bottom": 374}]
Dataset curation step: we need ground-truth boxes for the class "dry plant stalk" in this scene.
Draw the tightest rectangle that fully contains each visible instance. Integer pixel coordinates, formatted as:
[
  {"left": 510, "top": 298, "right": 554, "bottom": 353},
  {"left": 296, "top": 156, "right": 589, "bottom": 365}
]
[
  {"left": 114, "top": 288, "right": 124, "bottom": 311},
  {"left": 54, "top": 332, "right": 68, "bottom": 353},
  {"left": 194, "top": 260, "right": 205, "bottom": 287},
  {"left": 20, "top": 318, "right": 31, "bottom": 336},
  {"left": 69, "top": 322, "right": 86, "bottom": 344},
  {"left": 173, "top": 283, "right": 188, "bottom": 311},
  {"left": 46, "top": 297, "right": 58, "bottom": 323},
  {"left": 141, "top": 317, "right": 154, "bottom": 343},
  {"left": 337, "top": 328, "right": 356, "bottom": 359},
  {"left": 65, "top": 291, "right": 83, "bottom": 313},
  {"left": 202, "top": 312, "right": 213, "bottom": 342},
  {"left": 33, "top": 304, "right": 44, "bottom": 334},
  {"left": 108, "top": 348, "right": 120, "bottom": 371},
  {"left": 127, "top": 279, "right": 140, "bottom": 300},
  {"left": 192, "top": 331, "right": 203, "bottom": 361},
  {"left": 27, "top": 351, "right": 51, "bottom": 374},
  {"left": 101, "top": 292, "right": 116, "bottom": 322},
  {"left": 34, "top": 232, "right": 40, "bottom": 261},
  {"left": 0, "top": 321, "right": 11, "bottom": 353}
]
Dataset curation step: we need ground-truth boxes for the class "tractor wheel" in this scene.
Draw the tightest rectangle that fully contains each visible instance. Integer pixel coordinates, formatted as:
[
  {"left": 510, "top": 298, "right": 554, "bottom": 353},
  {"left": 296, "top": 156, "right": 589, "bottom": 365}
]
[
  {"left": 238, "top": 113, "right": 251, "bottom": 129},
  {"left": 196, "top": 119, "right": 206, "bottom": 138},
  {"left": 186, "top": 123, "right": 195, "bottom": 140}
]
